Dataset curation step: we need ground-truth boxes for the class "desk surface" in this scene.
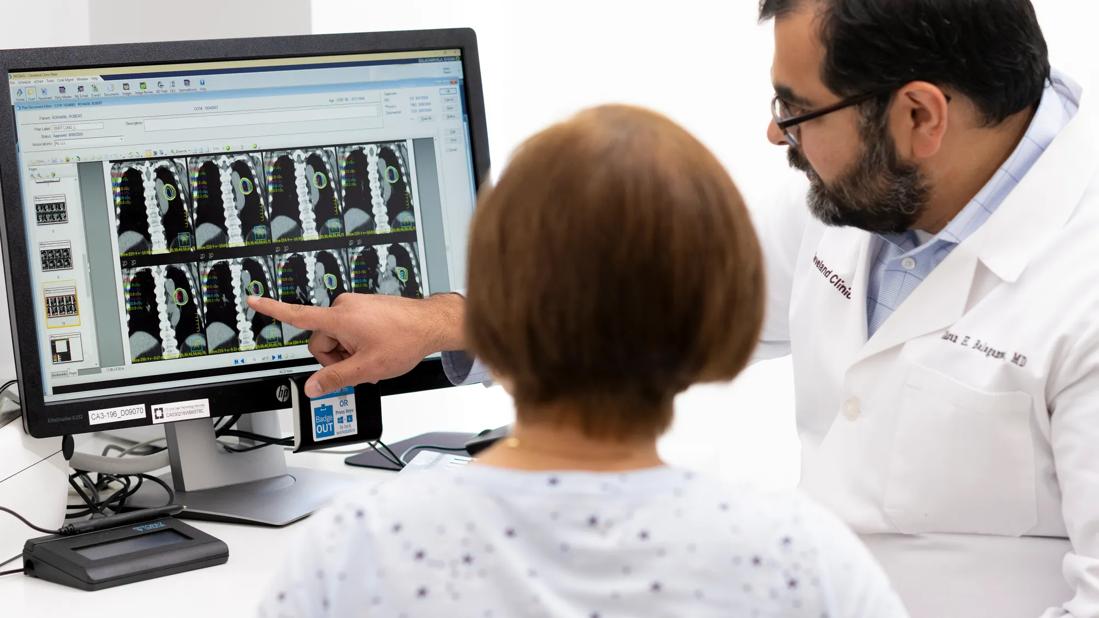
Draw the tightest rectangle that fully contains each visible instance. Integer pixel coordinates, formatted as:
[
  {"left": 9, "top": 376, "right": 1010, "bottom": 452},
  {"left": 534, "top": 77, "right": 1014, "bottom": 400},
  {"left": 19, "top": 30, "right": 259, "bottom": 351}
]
[
  {"left": 1, "top": 383, "right": 517, "bottom": 618},
  {"left": 0, "top": 359, "right": 798, "bottom": 617}
]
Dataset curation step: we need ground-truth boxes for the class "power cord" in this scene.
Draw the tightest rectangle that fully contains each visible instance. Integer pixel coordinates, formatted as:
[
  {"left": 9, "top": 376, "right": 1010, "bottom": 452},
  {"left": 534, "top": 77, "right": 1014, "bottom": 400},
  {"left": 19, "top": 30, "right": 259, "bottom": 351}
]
[
  {"left": 367, "top": 440, "right": 404, "bottom": 468},
  {"left": 65, "top": 470, "right": 175, "bottom": 519},
  {"left": 0, "top": 505, "right": 59, "bottom": 535}
]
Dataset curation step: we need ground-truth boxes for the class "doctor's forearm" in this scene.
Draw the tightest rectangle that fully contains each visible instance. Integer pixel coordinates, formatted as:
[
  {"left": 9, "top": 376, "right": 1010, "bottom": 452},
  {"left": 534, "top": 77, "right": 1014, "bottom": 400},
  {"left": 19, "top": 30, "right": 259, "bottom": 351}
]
[{"left": 425, "top": 292, "right": 467, "bottom": 353}]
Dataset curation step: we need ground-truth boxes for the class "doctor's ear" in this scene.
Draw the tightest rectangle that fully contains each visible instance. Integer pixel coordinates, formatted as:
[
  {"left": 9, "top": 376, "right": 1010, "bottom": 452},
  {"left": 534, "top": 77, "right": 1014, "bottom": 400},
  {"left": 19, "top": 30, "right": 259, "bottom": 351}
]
[{"left": 890, "top": 81, "right": 950, "bottom": 160}]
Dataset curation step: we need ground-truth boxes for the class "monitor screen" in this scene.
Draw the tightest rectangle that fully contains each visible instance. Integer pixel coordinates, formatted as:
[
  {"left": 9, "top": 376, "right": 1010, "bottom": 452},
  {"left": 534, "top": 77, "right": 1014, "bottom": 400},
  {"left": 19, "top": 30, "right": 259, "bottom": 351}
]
[{"left": 4, "top": 44, "right": 479, "bottom": 410}]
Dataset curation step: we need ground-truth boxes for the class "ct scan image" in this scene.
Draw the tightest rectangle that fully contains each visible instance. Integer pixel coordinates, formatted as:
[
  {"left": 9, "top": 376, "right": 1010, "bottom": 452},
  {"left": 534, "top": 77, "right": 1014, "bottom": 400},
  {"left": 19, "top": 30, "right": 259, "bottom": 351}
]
[
  {"left": 304, "top": 148, "right": 344, "bottom": 237},
  {"left": 337, "top": 145, "right": 377, "bottom": 234},
  {"left": 313, "top": 249, "right": 349, "bottom": 307},
  {"left": 377, "top": 143, "right": 416, "bottom": 230},
  {"left": 201, "top": 260, "right": 242, "bottom": 353},
  {"left": 239, "top": 256, "right": 284, "bottom": 348},
  {"left": 266, "top": 151, "right": 308, "bottom": 241},
  {"left": 275, "top": 252, "right": 314, "bottom": 344},
  {"left": 122, "top": 266, "right": 163, "bottom": 362},
  {"left": 163, "top": 263, "right": 207, "bottom": 357},
  {"left": 190, "top": 157, "right": 231, "bottom": 248},
  {"left": 378, "top": 242, "right": 422, "bottom": 298},
  {"left": 112, "top": 163, "right": 154, "bottom": 256}
]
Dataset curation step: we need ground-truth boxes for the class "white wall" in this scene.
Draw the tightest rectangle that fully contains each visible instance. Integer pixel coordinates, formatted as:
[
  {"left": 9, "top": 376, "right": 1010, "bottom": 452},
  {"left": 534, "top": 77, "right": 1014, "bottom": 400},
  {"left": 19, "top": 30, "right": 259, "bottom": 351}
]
[
  {"left": 87, "top": 0, "right": 310, "bottom": 43},
  {"left": 0, "top": 2, "right": 1094, "bottom": 485},
  {"left": 312, "top": 0, "right": 1099, "bottom": 488}
]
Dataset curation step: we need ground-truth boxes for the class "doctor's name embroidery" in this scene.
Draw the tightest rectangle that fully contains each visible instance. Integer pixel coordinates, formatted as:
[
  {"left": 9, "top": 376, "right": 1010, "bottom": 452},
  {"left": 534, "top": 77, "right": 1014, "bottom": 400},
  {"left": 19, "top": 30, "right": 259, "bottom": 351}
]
[
  {"left": 812, "top": 255, "right": 853, "bottom": 300},
  {"left": 940, "top": 330, "right": 1028, "bottom": 367}
]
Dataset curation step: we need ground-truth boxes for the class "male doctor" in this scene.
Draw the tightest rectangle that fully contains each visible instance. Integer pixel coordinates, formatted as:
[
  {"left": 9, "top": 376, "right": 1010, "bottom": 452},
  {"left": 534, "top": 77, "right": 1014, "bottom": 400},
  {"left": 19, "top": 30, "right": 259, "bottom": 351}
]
[{"left": 249, "top": 0, "right": 1099, "bottom": 615}]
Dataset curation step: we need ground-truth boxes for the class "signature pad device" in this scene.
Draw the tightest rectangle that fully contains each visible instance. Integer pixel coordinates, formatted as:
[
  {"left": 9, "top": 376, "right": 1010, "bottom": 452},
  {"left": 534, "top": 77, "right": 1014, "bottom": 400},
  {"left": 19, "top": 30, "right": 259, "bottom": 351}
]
[{"left": 22, "top": 517, "right": 228, "bottom": 590}]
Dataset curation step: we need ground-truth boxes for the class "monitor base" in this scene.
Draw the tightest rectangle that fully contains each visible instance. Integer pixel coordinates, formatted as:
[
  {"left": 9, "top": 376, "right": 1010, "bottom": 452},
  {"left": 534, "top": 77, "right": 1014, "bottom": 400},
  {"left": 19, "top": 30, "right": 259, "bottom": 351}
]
[
  {"left": 344, "top": 431, "right": 479, "bottom": 471},
  {"left": 127, "top": 466, "right": 361, "bottom": 526}
]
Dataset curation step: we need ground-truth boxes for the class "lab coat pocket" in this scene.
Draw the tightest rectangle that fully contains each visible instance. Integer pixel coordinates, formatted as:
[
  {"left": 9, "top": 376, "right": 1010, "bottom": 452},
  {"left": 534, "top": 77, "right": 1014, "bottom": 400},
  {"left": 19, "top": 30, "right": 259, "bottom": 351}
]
[{"left": 883, "top": 363, "right": 1036, "bottom": 536}]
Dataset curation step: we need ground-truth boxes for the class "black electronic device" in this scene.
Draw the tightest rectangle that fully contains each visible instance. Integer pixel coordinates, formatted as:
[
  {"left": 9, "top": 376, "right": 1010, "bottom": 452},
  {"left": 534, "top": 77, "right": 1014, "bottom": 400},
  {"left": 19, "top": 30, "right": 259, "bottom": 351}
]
[
  {"left": 22, "top": 517, "right": 227, "bottom": 591},
  {"left": 0, "top": 29, "right": 489, "bottom": 524}
]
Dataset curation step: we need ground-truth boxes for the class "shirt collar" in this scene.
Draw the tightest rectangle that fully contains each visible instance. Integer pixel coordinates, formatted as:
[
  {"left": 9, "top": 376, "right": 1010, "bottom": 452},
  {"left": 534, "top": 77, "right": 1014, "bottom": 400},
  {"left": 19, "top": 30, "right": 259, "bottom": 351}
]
[{"left": 875, "top": 70, "right": 1078, "bottom": 258}]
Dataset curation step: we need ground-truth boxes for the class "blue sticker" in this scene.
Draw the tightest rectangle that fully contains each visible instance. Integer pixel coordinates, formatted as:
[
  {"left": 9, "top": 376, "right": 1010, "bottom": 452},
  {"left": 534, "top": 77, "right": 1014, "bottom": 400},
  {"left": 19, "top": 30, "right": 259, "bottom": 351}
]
[
  {"left": 310, "top": 386, "right": 357, "bottom": 442},
  {"left": 314, "top": 403, "right": 335, "bottom": 439}
]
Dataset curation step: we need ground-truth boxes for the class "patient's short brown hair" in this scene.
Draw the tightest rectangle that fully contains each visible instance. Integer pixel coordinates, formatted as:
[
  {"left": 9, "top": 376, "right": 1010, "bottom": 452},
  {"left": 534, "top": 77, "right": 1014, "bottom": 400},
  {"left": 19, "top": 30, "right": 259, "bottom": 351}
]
[{"left": 465, "top": 105, "right": 764, "bottom": 439}]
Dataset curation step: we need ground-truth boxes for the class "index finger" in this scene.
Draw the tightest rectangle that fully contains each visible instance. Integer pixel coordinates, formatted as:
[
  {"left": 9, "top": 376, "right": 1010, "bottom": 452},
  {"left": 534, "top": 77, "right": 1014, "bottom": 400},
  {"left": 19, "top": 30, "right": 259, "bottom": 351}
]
[{"left": 247, "top": 296, "right": 331, "bottom": 331}]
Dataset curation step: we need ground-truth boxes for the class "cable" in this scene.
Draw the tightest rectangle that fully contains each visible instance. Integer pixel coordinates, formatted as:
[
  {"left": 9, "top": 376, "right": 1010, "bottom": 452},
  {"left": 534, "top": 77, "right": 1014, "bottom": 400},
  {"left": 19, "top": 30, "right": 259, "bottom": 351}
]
[
  {"left": 0, "top": 568, "right": 22, "bottom": 577},
  {"left": 218, "top": 429, "right": 292, "bottom": 446},
  {"left": 0, "top": 505, "right": 59, "bottom": 535},
  {"left": 376, "top": 440, "right": 404, "bottom": 466},
  {"left": 0, "top": 553, "right": 21, "bottom": 569},
  {"left": 366, "top": 441, "right": 402, "bottom": 468},
  {"left": 136, "top": 473, "right": 175, "bottom": 507},
  {"left": 214, "top": 414, "right": 242, "bottom": 437},
  {"left": 398, "top": 444, "right": 469, "bottom": 465}
]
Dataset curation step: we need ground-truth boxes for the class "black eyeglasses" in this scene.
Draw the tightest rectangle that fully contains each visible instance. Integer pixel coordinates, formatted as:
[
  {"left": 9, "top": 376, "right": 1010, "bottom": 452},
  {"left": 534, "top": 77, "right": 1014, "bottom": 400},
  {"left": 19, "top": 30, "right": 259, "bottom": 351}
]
[{"left": 771, "top": 86, "right": 897, "bottom": 148}]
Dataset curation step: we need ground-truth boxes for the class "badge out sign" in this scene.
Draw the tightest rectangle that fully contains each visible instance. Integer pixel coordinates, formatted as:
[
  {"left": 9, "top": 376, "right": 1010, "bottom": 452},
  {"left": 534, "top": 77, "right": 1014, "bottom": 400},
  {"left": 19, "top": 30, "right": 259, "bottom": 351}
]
[{"left": 310, "top": 386, "right": 358, "bottom": 442}]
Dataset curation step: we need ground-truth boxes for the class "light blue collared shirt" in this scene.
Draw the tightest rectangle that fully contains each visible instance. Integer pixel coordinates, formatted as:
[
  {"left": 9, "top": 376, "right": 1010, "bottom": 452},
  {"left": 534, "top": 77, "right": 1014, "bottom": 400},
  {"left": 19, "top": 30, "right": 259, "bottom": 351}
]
[{"left": 865, "top": 71, "right": 1079, "bottom": 336}]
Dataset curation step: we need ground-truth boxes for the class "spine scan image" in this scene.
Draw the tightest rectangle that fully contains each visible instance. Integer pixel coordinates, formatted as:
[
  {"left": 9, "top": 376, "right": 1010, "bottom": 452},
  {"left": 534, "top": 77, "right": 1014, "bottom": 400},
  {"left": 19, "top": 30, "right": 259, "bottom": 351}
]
[
  {"left": 201, "top": 260, "right": 243, "bottom": 353},
  {"left": 266, "top": 151, "right": 310, "bottom": 241},
  {"left": 163, "top": 263, "right": 207, "bottom": 357},
  {"left": 190, "top": 158, "right": 230, "bottom": 248},
  {"left": 122, "top": 266, "right": 163, "bottom": 361},
  {"left": 239, "top": 256, "right": 284, "bottom": 348},
  {"left": 313, "top": 249, "right": 349, "bottom": 308},
  {"left": 275, "top": 252, "right": 315, "bottom": 344},
  {"left": 305, "top": 149, "right": 344, "bottom": 238},
  {"left": 337, "top": 146, "right": 377, "bottom": 234},
  {"left": 230, "top": 154, "right": 272, "bottom": 244},
  {"left": 349, "top": 245, "right": 379, "bottom": 294},
  {"left": 377, "top": 242, "right": 422, "bottom": 298},
  {"left": 112, "top": 164, "right": 154, "bottom": 255},
  {"left": 152, "top": 160, "right": 195, "bottom": 251},
  {"left": 107, "top": 139, "right": 426, "bottom": 366},
  {"left": 377, "top": 143, "right": 416, "bottom": 231}
]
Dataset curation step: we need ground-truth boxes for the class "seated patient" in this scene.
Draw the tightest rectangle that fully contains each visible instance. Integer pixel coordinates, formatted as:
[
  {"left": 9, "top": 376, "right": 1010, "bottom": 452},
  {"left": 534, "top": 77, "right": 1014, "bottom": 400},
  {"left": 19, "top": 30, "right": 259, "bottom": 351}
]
[{"left": 257, "top": 105, "right": 907, "bottom": 618}]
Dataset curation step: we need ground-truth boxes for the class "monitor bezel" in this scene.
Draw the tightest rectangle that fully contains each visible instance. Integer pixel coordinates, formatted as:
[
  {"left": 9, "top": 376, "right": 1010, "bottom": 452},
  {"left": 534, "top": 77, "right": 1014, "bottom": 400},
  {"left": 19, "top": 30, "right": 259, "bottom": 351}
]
[{"left": 0, "top": 29, "right": 489, "bottom": 438}]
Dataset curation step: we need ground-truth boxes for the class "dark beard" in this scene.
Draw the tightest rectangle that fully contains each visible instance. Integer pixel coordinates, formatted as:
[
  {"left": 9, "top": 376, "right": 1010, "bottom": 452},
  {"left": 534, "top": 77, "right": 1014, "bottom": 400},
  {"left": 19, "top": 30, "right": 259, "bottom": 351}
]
[{"left": 787, "top": 116, "right": 929, "bottom": 235}]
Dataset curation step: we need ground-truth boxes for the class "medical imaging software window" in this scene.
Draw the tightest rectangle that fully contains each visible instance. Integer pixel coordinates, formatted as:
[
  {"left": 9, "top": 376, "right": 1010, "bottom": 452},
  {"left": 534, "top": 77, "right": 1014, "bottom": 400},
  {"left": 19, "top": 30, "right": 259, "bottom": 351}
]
[{"left": 9, "top": 50, "right": 478, "bottom": 403}]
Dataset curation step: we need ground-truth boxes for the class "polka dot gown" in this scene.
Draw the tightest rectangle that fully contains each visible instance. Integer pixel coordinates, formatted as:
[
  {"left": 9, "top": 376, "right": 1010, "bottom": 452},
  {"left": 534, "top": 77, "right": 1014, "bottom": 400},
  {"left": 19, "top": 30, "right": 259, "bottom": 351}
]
[{"left": 258, "top": 466, "right": 907, "bottom": 617}]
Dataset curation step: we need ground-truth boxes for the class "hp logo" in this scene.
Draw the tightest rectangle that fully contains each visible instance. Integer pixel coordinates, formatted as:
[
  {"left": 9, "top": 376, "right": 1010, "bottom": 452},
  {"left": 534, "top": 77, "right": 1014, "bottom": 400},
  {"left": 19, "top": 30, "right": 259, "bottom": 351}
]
[{"left": 275, "top": 384, "right": 291, "bottom": 403}]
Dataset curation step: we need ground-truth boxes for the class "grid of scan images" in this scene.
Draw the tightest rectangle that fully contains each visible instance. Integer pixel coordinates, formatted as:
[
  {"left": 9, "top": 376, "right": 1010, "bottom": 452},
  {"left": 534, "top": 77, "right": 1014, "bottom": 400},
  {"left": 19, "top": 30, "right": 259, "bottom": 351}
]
[{"left": 111, "top": 142, "right": 425, "bottom": 364}]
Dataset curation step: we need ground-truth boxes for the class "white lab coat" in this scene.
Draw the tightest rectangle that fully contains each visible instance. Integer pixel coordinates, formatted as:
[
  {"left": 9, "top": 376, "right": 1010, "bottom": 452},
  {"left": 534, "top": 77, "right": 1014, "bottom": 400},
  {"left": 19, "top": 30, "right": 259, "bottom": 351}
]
[{"left": 755, "top": 77, "right": 1099, "bottom": 617}]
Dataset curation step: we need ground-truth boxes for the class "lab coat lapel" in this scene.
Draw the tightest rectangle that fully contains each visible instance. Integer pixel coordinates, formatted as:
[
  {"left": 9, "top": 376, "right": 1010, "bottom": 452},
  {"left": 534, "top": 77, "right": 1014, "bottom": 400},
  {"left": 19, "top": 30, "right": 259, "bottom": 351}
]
[
  {"left": 806, "top": 225, "right": 872, "bottom": 362},
  {"left": 852, "top": 246, "right": 979, "bottom": 365}
]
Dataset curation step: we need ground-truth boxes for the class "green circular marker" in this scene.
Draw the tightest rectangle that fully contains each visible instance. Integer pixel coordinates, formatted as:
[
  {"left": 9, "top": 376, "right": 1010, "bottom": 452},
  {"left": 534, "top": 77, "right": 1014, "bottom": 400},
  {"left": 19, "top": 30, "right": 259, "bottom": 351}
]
[
  {"left": 396, "top": 266, "right": 409, "bottom": 283},
  {"left": 162, "top": 184, "right": 177, "bottom": 201},
  {"left": 385, "top": 166, "right": 400, "bottom": 184},
  {"left": 238, "top": 177, "right": 254, "bottom": 195},
  {"left": 312, "top": 171, "right": 328, "bottom": 189},
  {"left": 247, "top": 280, "right": 264, "bottom": 296},
  {"left": 173, "top": 288, "right": 188, "bottom": 306},
  {"left": 323, "top": 273, "right": 338, "bottom": 290}
]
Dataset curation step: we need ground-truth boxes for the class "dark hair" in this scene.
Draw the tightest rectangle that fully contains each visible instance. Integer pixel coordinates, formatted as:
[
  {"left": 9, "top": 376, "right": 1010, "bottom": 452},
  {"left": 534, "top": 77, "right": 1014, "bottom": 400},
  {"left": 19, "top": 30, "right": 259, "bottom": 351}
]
[
  {"left": 759, "top": 0, "right": 1050, "bottom": 125},
  {"left": 465, "top": 105, "right": 765, "bottom": 440}
]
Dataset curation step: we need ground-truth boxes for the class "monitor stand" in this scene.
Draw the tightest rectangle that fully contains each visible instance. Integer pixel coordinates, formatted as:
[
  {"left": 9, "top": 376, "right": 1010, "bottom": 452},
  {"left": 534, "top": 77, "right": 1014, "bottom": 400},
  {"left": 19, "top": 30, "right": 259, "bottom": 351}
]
[{"left": 128, "top": 413, "right": 360, "bottom": 526}]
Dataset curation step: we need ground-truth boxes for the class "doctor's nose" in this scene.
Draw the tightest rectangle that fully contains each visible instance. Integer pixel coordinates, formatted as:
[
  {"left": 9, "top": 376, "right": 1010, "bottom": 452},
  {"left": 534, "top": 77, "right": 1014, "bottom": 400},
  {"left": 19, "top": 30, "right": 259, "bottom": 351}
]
[{"left": 767, "top": 119, "right": 788, "bottom": 146}]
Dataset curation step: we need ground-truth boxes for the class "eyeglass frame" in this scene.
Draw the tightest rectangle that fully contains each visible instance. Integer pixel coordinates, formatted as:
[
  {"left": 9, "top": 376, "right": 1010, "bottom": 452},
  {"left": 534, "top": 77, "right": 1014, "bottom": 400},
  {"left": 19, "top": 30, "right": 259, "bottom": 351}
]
[{"left": 771, "top": 85, "right": 903, "bottom": 148}]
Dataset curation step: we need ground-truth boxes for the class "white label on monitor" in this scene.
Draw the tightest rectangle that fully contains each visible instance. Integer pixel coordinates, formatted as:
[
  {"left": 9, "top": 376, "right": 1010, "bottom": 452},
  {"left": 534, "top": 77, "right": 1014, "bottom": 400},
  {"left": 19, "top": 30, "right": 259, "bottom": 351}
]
[
  {"left": 310, "top": 386, "right": 358, "bottom": 442},
  {"left": 151, "top": 398, "right": 211, "bottom": 424},
  {"left": 88, "top": 403, "right": 147, "bottom": 426}
]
